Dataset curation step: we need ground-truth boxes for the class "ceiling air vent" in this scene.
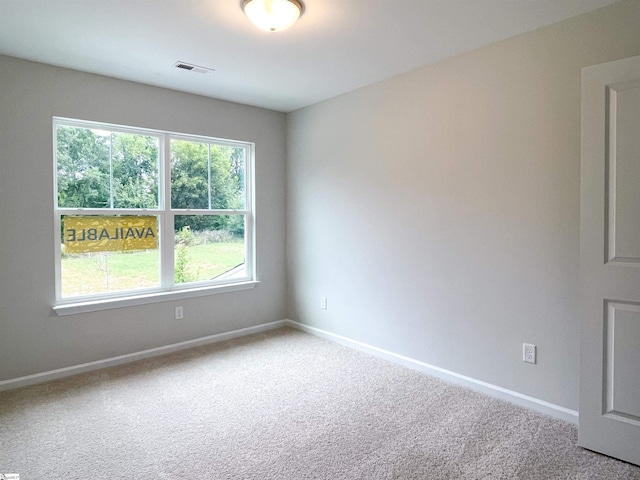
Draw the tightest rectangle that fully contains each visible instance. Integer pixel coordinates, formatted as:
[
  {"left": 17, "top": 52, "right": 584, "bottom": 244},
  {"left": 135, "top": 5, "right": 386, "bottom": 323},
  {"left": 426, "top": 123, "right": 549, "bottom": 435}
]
[{"left": 173, "top": 61, "right": 215, "bottom": 75}]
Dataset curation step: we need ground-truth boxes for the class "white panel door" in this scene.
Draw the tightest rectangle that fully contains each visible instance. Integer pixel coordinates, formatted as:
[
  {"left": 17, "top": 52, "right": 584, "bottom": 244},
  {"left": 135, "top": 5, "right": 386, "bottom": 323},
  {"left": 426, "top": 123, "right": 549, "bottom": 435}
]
[{"left": 580, "top": 54, "right": 640, "bottom": 466}]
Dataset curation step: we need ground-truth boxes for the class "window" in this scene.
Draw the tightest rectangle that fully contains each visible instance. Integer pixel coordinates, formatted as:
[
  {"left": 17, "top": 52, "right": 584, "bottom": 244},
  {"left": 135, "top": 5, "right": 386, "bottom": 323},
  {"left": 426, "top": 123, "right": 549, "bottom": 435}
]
[{"left": 54, "top": 118, "right": 254, "bottom": 308}]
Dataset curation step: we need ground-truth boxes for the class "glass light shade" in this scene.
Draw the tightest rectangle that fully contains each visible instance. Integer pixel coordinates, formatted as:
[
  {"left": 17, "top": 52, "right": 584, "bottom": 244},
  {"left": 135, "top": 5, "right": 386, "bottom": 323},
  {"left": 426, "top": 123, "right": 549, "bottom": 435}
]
[{"left": 242, "top": 0, "right": 303, "bottom": 32}]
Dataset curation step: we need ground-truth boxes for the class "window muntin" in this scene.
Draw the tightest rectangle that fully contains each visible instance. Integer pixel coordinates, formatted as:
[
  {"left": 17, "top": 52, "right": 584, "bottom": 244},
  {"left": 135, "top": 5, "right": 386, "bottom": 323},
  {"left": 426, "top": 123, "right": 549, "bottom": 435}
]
[{"left": 54, "top": 118, "right": 254, "bottom": 304}]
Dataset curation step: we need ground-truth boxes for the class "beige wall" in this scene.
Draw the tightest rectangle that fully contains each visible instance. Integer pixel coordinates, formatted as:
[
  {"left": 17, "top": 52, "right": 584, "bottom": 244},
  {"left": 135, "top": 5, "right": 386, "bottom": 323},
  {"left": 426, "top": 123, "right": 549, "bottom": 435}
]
[
  {"left": 287, "top": 0, "right": 640, "bottom": 410},
  {"left": 0, "top": 57, "right": 287, "bottom": 380}
]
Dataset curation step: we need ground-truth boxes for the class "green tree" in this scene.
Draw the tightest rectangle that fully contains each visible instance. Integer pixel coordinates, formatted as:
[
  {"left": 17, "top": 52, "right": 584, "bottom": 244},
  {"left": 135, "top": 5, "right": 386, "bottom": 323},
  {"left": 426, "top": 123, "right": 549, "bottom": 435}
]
[
  {"left": 170, "top": 140, "right": 209, "bottom": 210},
  {"left": 56, "top": 127, "right": 159, "bottom": 209},
  {"left": 170, "top": 141, "right": 245, "bottom": 234},
  {"left": 112, "top": 133, "right": 159, "bottom": 209},
  {"left": 56, "top": 126, "right": 110, "bottom": 208},
  {"left": 229, "top": 147, "right": 245, "bottom": 206}
]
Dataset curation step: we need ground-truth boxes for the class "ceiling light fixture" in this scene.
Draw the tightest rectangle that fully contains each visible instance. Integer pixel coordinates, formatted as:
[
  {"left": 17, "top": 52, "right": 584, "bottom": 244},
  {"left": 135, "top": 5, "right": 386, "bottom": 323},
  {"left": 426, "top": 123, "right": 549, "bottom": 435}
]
[{"left": 242, "top": 0, "right": 304, "bottom": 32}]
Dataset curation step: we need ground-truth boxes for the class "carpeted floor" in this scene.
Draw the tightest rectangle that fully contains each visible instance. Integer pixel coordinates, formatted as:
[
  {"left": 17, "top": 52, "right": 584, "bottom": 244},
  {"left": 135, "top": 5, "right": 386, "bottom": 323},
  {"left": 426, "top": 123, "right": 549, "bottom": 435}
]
[{"left": 1, "top": 327, "right": 639, "bottom": 479}]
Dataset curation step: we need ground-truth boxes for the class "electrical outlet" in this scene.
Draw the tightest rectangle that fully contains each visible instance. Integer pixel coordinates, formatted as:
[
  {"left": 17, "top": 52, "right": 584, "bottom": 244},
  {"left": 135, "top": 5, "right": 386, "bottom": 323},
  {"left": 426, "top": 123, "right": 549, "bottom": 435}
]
[
  {"left": 175, "top": 306, "right": 184, "bottom": 320},
  {"left": 320, "top": 296, "right": 327, "bottom": 310},
  {"left": 523, "top": 343, "right": 536, "bottom": 364}
]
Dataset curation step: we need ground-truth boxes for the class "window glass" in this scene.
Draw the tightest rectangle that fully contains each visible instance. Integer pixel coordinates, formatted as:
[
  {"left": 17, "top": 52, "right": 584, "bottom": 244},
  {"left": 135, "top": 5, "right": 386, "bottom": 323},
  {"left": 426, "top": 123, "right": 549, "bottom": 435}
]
[
  {"left": 60, "top": 214, "right": 160, "bottom": 298},
  {"left": 171, "top": 140, "right": 246, "bottom": 210},
  {"left": 171, "top": 139, "right": 209, "bottom": 209},
  {"left": 112, "top": 132, "right": 159, "bottom": 209},
  {"left": 56, "top": 126, "right": 159, "bottom": 209},
  {"left": 174, "top": 215, "right": 245, "bottom": 285},
  {"left": 56, "top": 126, "right": 111, "bottom": 208}
]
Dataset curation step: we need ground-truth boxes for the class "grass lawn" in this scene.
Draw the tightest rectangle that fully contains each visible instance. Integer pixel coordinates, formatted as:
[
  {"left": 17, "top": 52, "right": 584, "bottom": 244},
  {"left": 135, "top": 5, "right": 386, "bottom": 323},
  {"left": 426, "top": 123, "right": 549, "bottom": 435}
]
[{"left": 61, "top": 241, "right": 244, "bottom": 298}]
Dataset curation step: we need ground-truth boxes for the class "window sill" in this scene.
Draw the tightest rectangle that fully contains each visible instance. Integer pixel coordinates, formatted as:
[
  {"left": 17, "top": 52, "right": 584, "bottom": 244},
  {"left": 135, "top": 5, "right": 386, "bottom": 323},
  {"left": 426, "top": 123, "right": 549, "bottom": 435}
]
[{"left": 53, "top": 281, "right": 259, "bottom": 316}]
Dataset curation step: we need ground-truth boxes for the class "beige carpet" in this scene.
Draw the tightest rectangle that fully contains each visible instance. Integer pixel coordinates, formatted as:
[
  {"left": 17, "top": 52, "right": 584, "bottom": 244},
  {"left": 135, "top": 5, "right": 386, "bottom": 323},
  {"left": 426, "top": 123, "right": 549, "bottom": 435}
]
[{"left": 1, "top": 327, "right": 639, "bottom": 479}]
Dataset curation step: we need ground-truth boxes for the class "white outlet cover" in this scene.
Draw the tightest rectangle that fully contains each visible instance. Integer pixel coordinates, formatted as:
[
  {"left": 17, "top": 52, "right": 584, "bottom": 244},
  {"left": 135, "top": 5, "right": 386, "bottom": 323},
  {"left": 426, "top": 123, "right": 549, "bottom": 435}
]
[{"left": 523, "top": 343, "right": 536, "bottom": 364}]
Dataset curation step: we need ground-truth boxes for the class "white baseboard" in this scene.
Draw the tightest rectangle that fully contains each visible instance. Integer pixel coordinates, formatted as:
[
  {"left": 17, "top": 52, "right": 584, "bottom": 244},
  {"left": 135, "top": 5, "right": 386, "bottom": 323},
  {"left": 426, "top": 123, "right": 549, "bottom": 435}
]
[
  {"left": 0, "top": 320, "right": 288, "bottom": 392},
  {"left": 284, "top": 320, "right": 579, "bottom": 424}
]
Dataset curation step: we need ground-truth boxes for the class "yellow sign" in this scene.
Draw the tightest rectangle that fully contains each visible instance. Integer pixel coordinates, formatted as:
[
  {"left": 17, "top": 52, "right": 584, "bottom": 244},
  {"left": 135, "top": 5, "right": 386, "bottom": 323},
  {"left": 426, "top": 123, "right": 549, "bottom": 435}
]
[{"left": 64, "top": 216, "right": 158, "bottom": 254}]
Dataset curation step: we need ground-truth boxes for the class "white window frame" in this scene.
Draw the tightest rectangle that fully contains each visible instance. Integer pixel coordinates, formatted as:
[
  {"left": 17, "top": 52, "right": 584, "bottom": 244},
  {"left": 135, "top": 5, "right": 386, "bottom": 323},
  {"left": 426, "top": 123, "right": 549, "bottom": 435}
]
[{"left": 52, "top": 117, "right": 257, "bottom": 316}]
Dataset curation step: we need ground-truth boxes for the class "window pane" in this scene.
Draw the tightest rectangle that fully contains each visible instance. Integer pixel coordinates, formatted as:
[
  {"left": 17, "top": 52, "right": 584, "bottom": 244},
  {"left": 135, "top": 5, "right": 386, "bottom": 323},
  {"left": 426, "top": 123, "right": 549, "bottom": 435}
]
[
  {"left": 174, "top": 215, "right": 245, "bottom": 285},
  {"left": 60, "top": 215, "right": 160, "bottom": 298},
  {"left": 171, "top": 140, "right": 210, "bottom": 209},
  {"left": 112, "top": 132, "right": 159, "bottom": 209},
  {"left": 211, "top": 145, "right": 246, "bottom": 210},
  {"left": 171, "top": 140, "right": 246, "bottom": 210},
  {"left": 56, "top": 125, "right": 110, "bottom": 208},
  {"left": 56, "top": 126, "right": 160, "bottom": 209}
]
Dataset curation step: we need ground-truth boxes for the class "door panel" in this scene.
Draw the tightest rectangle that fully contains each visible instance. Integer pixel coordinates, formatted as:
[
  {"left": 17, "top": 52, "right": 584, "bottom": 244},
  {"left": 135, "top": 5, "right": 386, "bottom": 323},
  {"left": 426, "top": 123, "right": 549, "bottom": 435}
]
[
  {"left": 606, "top": 82, "right": 640, "bottom": 263},
  {"left": 580, "top": 54, "right": 640, "bottom": 466},
  {"left": 605, "top": 301, "right": 640, "bottom": 421}
]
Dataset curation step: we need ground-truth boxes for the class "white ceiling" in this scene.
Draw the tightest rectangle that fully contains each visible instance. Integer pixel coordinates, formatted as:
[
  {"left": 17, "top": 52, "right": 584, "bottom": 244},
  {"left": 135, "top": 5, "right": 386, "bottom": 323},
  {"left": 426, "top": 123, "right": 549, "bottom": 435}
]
[{"left": 0, "top": 0, "right": 618, "bottom": 112}]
